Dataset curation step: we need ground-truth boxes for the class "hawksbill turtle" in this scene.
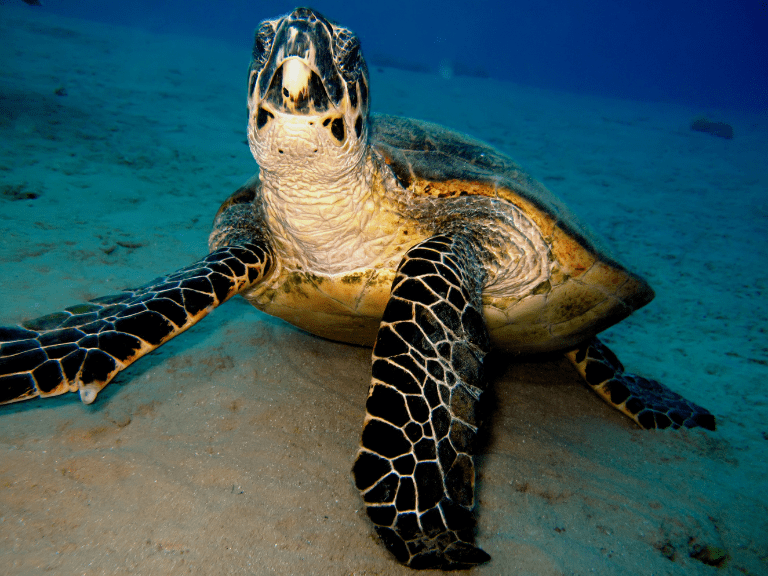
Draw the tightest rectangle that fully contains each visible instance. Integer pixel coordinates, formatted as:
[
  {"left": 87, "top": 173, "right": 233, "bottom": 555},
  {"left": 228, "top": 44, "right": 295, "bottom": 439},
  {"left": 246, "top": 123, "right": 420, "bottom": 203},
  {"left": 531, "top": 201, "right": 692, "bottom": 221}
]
[{"left": 0, "top": 7, "right": 714, "bottom": 570}]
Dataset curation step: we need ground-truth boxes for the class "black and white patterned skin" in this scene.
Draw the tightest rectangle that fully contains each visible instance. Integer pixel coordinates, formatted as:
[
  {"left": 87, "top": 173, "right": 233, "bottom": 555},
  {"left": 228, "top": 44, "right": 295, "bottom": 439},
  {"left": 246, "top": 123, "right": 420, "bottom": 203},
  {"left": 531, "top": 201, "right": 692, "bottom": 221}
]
[
  {"left": 353, "top": 234, "right": 492, "bottom": 569},
  {"left": 0, "top": 237, "right": 272, "bottom": 405},
  {"left": 566, "top": 338, "right": 715, "bottom": 431}
]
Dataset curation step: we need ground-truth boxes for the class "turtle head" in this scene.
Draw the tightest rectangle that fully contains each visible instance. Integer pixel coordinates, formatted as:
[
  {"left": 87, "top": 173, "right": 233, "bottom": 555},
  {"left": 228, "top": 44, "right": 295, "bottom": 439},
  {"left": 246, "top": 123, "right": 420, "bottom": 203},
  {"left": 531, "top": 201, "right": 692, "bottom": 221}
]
[{"left": 247, "top": 8, "right": 370, "bottom": 180}]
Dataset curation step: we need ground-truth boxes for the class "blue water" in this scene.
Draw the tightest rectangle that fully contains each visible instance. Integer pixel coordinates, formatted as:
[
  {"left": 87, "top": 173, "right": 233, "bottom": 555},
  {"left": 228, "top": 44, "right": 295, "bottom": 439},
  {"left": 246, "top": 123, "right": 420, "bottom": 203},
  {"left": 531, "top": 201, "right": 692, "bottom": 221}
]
[{"left": 35, "top": 0, "right": 768, "bottom": 111}]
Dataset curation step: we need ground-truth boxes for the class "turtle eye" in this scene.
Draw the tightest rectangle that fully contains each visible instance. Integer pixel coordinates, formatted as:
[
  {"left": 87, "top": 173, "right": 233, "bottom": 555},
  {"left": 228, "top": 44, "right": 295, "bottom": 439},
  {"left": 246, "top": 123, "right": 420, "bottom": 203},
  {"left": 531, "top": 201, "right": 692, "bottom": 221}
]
[
  {"left": 334, "top": 30, "right": 362, "bottom": 82},
  {"left": 252, "top": 22, "right": 275, "bottom": 71}
]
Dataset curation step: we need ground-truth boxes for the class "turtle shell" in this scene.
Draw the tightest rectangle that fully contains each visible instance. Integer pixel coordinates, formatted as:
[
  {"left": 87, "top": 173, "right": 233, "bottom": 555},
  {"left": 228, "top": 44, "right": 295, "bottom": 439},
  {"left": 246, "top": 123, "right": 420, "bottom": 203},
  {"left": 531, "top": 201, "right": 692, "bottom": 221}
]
[
  {"left": 371, "top": 114, "right": 654, "bottom": 353},
  {"left": 233, "top": 114, "right": 653, "bottom": 353}
]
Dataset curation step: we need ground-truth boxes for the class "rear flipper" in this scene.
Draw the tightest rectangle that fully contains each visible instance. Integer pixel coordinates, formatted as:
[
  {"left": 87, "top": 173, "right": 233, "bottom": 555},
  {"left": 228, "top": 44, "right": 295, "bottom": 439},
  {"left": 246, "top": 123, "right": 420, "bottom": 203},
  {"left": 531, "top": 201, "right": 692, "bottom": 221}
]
[
  {"left": 566, "top": 337, "right": 715, "bottom": 430},
  {"left": 0, "top": 243, "right": 272, "bottom": 405}
]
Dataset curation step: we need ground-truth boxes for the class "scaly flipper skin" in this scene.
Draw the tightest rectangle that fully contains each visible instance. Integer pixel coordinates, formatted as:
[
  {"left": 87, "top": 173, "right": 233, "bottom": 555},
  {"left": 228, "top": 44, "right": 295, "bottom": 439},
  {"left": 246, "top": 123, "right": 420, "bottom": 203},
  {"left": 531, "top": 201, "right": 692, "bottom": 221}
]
[
  {"left": 353, "top": 234, "right": 492, "bottom": 570},
  {"left": 0, "top": 243, "right": 272, "bottom": 405},
  {"left": 566, "top": 337, "right": 716, "bottom": 430}
]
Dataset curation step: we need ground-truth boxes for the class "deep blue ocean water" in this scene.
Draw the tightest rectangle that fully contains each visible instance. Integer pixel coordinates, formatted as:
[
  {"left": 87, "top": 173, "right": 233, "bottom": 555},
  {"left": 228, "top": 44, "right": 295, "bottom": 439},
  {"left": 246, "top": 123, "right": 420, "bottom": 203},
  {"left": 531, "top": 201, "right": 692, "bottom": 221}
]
[{"left": 34, "top": 0, "right": 768, "bottom": 111}]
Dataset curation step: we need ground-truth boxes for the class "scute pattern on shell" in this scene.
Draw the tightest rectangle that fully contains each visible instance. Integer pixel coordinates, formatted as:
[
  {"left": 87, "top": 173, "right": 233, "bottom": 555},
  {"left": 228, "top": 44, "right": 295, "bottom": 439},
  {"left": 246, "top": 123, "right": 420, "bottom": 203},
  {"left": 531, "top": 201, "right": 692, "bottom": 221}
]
[{"left": 371, "top": 114, "right": 616, "bottom": 267}]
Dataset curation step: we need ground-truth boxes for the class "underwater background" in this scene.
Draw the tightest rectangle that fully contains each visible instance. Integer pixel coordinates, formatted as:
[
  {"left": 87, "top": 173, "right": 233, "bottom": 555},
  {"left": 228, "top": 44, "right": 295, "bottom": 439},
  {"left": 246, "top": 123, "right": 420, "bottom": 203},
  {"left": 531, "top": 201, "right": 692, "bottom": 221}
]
[
  {"left": 35, "top": 0, "right": 768, "bottom": 110},
  {"left": 0, "top": 1, "right": 766, "bottom": 575}
]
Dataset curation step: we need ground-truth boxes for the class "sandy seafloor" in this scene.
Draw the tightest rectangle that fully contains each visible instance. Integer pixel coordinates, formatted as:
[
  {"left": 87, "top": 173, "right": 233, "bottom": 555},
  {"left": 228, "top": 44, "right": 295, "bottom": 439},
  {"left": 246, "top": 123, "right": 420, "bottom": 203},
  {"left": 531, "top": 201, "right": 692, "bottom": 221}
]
[{"left": 0, "top": 6, "right": 767, "bottom": 576}]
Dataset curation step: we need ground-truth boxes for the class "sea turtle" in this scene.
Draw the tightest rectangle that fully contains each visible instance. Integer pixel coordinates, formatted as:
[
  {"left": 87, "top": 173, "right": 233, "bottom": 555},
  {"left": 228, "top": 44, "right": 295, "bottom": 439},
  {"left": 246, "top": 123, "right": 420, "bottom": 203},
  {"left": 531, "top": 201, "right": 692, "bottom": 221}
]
[{"left": 0, "top": 7, "right": 714, "bottom": 570}]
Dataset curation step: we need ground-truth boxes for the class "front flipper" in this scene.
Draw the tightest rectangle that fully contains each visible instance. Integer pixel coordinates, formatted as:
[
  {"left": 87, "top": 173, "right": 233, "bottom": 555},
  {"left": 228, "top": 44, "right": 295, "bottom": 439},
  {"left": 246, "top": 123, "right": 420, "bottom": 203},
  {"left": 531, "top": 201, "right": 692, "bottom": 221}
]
[
  {"left": 0, "top": 243, "right": 272, "bottom": 405},
  {"left": 353, "top": 235, "right": 492, "bottom": 569},
  {"left": 566, "top": 337, "right": 715, "bottom": 430}
]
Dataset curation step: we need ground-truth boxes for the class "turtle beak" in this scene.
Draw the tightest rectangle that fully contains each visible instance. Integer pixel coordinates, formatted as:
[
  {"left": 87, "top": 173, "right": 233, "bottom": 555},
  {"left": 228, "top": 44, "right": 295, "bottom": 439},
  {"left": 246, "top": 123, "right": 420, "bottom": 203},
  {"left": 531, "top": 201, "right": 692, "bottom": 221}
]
[
  {"left": 263, "top": 57, "right": 332, "bottom": 115},
  {"left": 252, "top": 8, "right": 343, "bottom": 116}
]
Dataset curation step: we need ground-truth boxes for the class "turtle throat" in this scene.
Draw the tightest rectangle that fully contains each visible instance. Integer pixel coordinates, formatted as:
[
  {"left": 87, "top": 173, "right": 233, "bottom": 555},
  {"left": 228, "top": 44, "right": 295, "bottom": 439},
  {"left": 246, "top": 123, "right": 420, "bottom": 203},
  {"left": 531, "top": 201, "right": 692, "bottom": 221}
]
[{"left": 259, "top": 151, "right": 380, "bottom": 274}]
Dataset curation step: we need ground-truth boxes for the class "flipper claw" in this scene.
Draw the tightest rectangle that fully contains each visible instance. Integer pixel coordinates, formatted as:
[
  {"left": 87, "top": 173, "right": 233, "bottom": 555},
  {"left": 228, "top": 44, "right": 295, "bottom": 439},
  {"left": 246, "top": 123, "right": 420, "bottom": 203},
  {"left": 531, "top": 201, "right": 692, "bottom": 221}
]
[{"left": 79, "top": 384, "right": 100, "bottom": 405}]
